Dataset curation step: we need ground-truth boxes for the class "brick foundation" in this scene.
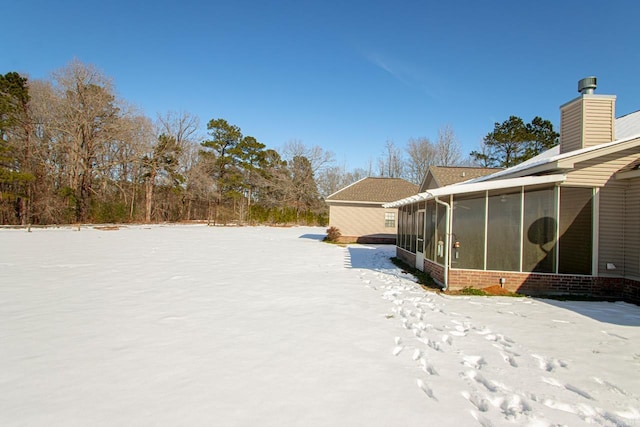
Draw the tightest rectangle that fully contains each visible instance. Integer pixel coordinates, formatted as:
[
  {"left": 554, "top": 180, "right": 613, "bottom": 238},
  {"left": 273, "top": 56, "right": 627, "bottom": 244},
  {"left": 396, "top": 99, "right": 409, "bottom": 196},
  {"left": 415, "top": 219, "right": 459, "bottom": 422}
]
[
  {"left": 397, "top": 248, "right": 416, "bottom": 267},
  {"left": 395, "top": 249, "right": 640, "bottom": 304},
  {"left": 447, "top": 269, "right": 639, "bottom": 304},
  {"left": 337, "top": 235, "right": 396, "bottom": 244}
]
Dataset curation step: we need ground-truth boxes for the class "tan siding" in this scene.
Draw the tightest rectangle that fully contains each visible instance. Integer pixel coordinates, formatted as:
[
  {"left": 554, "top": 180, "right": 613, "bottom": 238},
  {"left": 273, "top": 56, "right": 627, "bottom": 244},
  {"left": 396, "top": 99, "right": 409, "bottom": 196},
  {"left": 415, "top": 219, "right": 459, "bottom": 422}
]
[
  {"left": 329, "top": 204, "right": 397, "bottom": 237},
  {"left": 560, "top": 100, "right": 583, "bottom": 153},
  {"left": 598, "top": 184, "right": 626, "bottom": 275},
  {"left": 583, "top": 98, "right": 615, "bottom": 148},
  {"left": 420, "top": 175, "right": 436, "bottom": 192},
  {"left": 563, "top": 147, "right": 640, "bottom": 187},
  {"left": 624, "top": 178, "right": 640, "bottom": 278}
]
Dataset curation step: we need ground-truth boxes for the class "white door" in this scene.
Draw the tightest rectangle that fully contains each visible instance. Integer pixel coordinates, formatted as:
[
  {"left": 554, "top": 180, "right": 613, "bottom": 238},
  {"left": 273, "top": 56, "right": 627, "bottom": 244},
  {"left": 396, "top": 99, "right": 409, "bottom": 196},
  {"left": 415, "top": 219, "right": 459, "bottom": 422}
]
[{"left": 416, "top": 209, "right": 426, "bottom": 270}]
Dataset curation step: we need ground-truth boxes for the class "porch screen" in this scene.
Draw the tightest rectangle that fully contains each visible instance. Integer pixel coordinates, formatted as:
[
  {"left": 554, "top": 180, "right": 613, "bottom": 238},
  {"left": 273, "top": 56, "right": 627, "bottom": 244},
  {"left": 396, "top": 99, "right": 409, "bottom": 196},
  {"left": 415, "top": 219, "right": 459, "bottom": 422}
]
[
  {"left": 558, "top": 187, "right": 593, "bottom": 275},
  {"left": 425, "top": 200, "right": 435, "bottom": 261},
  {"left": 451, "top": 193, "right": 485, "bottom": 270},
  {"left": 487, "top": 190, "right": 521, "bottom": 271},
  {"left": 435, "top": 200, "right": 448, "bottom": 265},
  {"left": 410, "top": 204, "right": 417, "bottom": 253},
  {"left": 522, "top": 187, "right": 557, "bottom": 273}
]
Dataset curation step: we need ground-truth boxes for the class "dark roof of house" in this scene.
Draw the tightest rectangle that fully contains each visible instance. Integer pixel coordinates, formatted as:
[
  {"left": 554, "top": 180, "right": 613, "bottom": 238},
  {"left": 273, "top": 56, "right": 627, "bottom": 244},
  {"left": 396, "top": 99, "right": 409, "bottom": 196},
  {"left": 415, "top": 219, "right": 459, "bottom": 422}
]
[
  {"left": 428, "top": 166, "right": 502, "bottom": 187},
  {"left": 326, "top": 177, "right": 418, "bottom": 203}
]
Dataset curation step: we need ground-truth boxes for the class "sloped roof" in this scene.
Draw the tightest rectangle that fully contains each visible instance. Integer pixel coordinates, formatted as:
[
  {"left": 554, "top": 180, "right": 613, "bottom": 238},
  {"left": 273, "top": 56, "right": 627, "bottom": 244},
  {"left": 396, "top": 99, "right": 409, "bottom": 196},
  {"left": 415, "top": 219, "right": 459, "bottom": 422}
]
[
  {"left": 385, "top": 109, "right": 640, "bottom": 208},
  {"left": 428, "top": 166, "right": 502, "bottom": 187},
  {"left": 615, "top": 110, "right": 640, "bottom": 141},
  {"left": 326, "top": 177, "right": 418, "bottom": 203},
  {"left": 465, "top": 110, "right": 640, "bottom": 184}
]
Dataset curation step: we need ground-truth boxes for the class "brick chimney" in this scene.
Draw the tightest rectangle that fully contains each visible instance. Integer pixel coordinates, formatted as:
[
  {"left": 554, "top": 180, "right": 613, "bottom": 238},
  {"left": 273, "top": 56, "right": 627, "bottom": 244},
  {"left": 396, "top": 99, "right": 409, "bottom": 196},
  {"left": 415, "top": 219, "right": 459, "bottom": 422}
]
[{"left": 559, "top": 77, "right": 616, "bottom": 154}]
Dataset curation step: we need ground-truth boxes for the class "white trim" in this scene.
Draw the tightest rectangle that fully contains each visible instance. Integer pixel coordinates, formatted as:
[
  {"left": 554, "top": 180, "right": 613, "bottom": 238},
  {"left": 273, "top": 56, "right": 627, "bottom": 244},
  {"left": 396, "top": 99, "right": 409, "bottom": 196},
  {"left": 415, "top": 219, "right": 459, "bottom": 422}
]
[
  {"left": 555, "top": 186, "right": 560, "bottom": 274},
  {"left": 384, "top": 174, "right": 567, "bottom": 208},
  {"left": 519, "top": 188, "right": 524, "bottom": 272},
  {"left": 483, "top": 191, "right": 488, "bottom": 271}
]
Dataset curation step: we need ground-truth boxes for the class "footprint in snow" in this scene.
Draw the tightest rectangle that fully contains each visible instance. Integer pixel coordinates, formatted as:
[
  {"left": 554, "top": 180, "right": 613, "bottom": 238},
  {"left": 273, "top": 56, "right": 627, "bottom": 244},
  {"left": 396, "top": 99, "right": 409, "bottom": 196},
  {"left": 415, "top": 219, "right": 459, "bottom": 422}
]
[
  {"left": 464, "top": 370, "right": 498, "bottom": 393},
  {"left": 416, "top": 379, "right": 437, "bottom": 400},
  {"left": 500, "top": 394, "right": 531, "bottom": 419},
  {"left": 532, "top": 354, "right": 568, "bottom": 372},
  {"left": 392, "top": 345, "right": 404, "bottom": 356},
  {"left": 426, "top": 339, "right": 442, "bottom": 352},
  {"left": 500, "top": 351, "right": 518, "bottom": 368},
  {"left": 592, "top": 377, "right": 627, "bottom": 395},
  {"left": 462, "top": 355, "right": 487, "bottom": 370},
  {"left": 412, "top": 349, "right": 422, "bottom": 361},
  {"left": 441, "top": 334, "right": 452, "bottom": 345},
  {"left": 461, "top": 390, "right": 490, "bottom": 412},
  {"left": 419, "top": 358, "right": 438, "bottom": 375}
]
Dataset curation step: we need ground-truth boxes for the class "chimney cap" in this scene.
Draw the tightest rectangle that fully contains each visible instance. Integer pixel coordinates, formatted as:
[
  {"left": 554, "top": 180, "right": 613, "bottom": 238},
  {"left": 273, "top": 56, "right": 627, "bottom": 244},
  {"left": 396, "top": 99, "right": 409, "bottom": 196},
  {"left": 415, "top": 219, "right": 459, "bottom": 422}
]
[{"left": 578, "top": 76, "right": 597, "bottom": 94}]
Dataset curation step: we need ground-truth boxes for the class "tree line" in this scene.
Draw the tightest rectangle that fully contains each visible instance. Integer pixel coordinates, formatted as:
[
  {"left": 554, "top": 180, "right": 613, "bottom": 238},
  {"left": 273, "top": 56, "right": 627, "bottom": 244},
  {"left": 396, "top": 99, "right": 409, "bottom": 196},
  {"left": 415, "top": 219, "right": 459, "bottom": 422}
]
[
  {"left": 0, "top": 61, "right": 333, "bottom": 226},
  {"left": 1, "top": 59, "right": 559, "bottom": 226}
]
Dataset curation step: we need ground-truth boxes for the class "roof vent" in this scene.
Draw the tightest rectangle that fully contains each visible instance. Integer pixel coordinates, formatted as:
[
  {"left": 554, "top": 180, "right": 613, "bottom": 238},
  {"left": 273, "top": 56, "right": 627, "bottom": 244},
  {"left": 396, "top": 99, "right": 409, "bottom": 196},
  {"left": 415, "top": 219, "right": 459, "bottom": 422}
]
[{"left": 578, "top": 76, "right": 597, "bottom": 94}]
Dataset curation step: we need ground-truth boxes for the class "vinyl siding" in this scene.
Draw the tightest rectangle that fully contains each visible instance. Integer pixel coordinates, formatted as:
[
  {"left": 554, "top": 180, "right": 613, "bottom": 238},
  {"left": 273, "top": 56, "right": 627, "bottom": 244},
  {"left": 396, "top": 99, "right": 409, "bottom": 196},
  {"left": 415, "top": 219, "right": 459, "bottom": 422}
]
[
  {"left": 584, "top": 98, "right": 615, "bottom": 148},
  {"left": 329, "top": 204, "right": 397, "bottom": 237},
  {"left": 563, "top": 146, "right": 640, "bottom": 187},
  {"left": 624, "top": 178, "right": 640, "bottom": 278},
  {"left": 560, "top": 100, "right": 583, "bottom": 153},
  {"left": 598, "top": 184, "right": 625, "bottom": 275}
]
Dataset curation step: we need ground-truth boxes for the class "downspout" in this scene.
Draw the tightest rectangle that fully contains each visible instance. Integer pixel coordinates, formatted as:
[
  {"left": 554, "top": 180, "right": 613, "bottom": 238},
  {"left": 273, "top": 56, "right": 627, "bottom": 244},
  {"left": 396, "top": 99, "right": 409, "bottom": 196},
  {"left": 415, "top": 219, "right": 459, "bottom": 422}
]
[{"left": 434, "top": 196, "right": 451, "bottom": 291}]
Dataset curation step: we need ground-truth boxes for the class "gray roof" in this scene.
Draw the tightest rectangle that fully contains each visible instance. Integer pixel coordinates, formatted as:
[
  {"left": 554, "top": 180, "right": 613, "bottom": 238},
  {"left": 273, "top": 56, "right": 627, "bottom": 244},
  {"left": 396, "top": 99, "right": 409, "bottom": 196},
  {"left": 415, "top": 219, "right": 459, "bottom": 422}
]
[
  {"left": 428, "top": 166, "right": 502, "bottom": 187},
  {"left": 615, "top": 110, "right": 640, "bottom": 141},
  {"left": 326, "top": 177, "right": 418, "bottom": 203}
]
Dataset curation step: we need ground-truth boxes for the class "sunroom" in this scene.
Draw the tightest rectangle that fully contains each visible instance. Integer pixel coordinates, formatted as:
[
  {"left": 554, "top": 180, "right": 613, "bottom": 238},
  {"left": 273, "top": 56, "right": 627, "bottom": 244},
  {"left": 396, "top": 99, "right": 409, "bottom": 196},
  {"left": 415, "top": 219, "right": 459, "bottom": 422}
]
[{"left": 389, "top": 174, "right": 598, "bottom": 293}]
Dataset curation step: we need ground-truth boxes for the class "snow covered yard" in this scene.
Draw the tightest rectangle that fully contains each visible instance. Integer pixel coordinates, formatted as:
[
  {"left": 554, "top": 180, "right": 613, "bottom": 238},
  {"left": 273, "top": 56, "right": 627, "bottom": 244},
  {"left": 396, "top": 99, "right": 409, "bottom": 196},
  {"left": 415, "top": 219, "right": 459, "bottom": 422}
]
[{"left": 1, "top": 225, "right": 639, "bottom": 426}]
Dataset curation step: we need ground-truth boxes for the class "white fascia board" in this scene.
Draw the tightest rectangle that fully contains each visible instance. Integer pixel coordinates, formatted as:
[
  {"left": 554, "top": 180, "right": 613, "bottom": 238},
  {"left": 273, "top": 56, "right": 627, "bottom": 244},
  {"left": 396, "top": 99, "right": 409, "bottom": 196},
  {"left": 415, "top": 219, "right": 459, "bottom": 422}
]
[{"left": 383, "top": 174, "right": 566, "bottom": 208}]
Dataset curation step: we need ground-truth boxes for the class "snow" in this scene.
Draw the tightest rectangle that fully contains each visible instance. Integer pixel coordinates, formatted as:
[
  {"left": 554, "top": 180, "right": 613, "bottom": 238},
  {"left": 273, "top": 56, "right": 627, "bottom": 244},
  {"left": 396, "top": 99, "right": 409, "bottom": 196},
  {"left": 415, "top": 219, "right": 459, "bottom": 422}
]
[{"left": 1, "top": 225, "right": 639, "bottom": 426}]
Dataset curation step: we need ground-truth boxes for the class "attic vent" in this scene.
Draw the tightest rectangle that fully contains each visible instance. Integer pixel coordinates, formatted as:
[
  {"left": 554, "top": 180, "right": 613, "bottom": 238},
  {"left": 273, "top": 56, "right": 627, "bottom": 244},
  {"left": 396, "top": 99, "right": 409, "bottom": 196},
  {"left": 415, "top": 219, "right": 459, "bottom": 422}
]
[{"left": 578, "top": 76, "right": 597, "bottom": 94}]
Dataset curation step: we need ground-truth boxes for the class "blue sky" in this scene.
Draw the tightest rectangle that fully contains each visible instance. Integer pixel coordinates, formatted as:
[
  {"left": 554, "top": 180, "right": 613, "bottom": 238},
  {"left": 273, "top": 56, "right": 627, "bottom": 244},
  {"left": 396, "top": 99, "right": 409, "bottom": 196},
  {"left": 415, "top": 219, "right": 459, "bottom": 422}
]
[{"left": 4, "top": 0, "right": 639, "bottom": 171}]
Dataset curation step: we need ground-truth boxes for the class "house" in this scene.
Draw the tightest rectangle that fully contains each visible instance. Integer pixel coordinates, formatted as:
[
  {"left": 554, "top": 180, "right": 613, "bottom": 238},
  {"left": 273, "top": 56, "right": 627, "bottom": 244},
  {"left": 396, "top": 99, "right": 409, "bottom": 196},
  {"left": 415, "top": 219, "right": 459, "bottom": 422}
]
[
  {"left": 419, "top": 166, "right": 502, "bottom": 192},
  {"left": 385, "top": 77, "right": 640, "bottom": 303},
  {"left": 325, "top": 177, "right": 418, "bottom": 244}
]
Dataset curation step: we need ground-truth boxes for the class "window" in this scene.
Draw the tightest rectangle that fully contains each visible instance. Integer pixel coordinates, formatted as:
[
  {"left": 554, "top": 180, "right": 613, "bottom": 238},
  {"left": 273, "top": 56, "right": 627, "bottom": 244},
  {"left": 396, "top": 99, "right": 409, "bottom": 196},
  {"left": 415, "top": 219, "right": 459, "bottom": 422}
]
[{"left": 385, "top": 212, "right": 396, "bottom": 228}]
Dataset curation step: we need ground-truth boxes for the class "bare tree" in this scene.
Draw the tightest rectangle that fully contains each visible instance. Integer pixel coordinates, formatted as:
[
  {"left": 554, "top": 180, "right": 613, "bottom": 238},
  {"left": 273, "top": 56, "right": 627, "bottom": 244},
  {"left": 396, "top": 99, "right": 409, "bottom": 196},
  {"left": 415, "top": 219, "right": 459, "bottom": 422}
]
[
  {"left": 434, "top": 124, "right": 462, "bottom": 166},
  {"left": 405, "top": 137, "right": 436, "bottom": 185},
  {"left": 377, "top": 140, "right": 404, "bottom": 178},
  {"left": 316, "top": 165, "right": 349, "bottom": 199},
  {"left": 49, "top": 59, "right": 123, "bottom": 221},
  {"left": 281, "top": 139, "right": 335, "bottom": 175}
]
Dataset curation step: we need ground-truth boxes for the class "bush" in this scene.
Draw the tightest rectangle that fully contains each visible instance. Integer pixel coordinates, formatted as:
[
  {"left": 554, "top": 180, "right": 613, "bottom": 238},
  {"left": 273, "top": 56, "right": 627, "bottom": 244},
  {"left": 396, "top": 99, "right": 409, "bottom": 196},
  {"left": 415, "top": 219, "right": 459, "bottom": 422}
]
[{"left": 325, "top": 226, "right": 341, "bottom": 242}]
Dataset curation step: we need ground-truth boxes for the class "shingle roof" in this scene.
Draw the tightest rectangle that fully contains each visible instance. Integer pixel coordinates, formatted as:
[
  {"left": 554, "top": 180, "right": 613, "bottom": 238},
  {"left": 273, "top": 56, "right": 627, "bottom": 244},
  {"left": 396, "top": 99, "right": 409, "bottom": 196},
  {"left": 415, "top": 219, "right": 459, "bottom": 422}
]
[
  {"left": 429, "top": 166, "right": 502, "bottom": 187},
  {"left": 326, "top": 177, "right": 418, "bottom": 203}
]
